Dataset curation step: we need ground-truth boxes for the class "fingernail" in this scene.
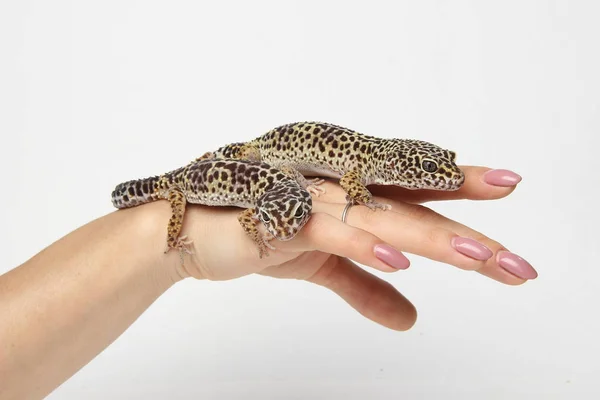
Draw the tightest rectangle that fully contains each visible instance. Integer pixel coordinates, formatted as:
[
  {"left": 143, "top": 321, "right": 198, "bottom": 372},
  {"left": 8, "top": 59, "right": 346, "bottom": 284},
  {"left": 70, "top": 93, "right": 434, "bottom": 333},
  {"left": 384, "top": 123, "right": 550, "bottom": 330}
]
[
  {"left": 483, "top": 169, "right": 522, "bottom": 187},
  {"left": 374, "top": 244, "right": 410, "bottom": 270},
  {"left": 497, "top": 251, "right": 538, "bottom": 280},
  {"left": 451, "top": 236, "right": 493, "bottom": 261}
]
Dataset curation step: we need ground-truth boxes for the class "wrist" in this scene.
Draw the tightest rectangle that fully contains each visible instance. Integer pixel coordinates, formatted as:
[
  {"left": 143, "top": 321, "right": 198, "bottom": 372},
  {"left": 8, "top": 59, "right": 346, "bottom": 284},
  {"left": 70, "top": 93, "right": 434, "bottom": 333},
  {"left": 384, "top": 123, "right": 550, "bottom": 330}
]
[{"left": 125, "top": 200, "right": 193, "bottom": 288}]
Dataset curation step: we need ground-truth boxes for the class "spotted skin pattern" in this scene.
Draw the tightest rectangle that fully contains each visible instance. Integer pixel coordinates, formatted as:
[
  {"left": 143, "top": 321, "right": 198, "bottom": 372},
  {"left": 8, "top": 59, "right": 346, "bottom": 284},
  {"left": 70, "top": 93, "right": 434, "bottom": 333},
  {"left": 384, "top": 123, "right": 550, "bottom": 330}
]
[
  {"left": 198, "top": 122, "right": 466, "bottom": 209},
  {"left": 111, "top": 159, "right": 313, "bottom": 258}
]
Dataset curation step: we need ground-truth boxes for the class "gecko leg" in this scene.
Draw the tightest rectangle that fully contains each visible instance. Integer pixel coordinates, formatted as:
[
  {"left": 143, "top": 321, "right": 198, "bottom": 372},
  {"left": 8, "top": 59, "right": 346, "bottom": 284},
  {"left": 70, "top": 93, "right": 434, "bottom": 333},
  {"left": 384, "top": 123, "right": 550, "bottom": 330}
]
[
  {"left": 279, "top": 165, "right": 326, "bottom": 197},
  {"left": 164, "top": 189, "right": 194, "bottom": 255},
  {"left": 339, "top": 170, "right": 391, "bottom": 210},
  {"left": 238, "top": 208, "right": 274, "bottom": 258}
]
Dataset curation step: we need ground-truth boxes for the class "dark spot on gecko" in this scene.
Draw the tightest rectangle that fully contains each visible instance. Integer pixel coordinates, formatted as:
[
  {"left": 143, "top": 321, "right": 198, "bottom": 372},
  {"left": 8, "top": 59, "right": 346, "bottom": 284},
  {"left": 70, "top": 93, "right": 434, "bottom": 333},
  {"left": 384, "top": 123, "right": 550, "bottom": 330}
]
[
  {"left": 236, "top": 186, "right": 244, "bottom": 194},
  {"left": 223, "top": 163, "right": 237, "bottom": 173},
  {"left": 128, "top": 187, "right": 135, "bottom": 196},
  {"left": 328, "top": 150, "right": 335, "bottom": 157}
]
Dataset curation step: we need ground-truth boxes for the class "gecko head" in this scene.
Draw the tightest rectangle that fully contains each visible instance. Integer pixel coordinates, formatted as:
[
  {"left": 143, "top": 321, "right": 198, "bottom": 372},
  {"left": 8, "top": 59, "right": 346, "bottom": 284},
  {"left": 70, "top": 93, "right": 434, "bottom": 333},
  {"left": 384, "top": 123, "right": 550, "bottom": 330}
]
[
  {"left": 384, "top": 140, "right": 465, "bottom": 190},
  {"left": 256, "top": 182, "right": 313, "bottom": 241}
]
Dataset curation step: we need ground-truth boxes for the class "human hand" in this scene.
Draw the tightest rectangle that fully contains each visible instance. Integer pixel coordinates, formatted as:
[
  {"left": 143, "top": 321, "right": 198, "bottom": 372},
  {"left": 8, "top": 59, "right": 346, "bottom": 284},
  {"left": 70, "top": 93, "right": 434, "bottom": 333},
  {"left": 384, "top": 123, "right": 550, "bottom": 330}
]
[{"left": 155, "top": 166, "right": 536, "bottom": 331}]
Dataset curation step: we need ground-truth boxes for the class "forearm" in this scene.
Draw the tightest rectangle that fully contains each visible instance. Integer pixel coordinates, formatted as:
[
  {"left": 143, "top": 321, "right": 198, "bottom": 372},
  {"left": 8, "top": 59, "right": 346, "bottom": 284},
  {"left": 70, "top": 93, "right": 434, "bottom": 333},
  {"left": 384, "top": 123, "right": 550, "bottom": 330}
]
[{"left": 0, "top": 201, "right": 182, "bottom": 399}]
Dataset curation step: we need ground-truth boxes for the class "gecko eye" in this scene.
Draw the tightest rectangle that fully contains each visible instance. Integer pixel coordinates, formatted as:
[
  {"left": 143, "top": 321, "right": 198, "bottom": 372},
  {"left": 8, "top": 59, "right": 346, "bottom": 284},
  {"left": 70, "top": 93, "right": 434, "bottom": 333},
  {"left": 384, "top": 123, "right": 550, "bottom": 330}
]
[
  {"left": 421, "top": 160, "right": 438, "bottom": 173},
  {"left": 294, "top": 206, "right": 305, "bottom": 218},
  {"left": 259, "top": 210, "right": 271, "bottom": 223}
]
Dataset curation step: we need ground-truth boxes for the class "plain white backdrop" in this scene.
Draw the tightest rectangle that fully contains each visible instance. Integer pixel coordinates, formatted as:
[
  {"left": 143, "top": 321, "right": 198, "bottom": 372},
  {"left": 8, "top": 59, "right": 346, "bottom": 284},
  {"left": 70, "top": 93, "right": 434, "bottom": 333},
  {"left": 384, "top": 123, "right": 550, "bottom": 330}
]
[{"left": 1, "top": 1, "right": 598, "bottom": 398}]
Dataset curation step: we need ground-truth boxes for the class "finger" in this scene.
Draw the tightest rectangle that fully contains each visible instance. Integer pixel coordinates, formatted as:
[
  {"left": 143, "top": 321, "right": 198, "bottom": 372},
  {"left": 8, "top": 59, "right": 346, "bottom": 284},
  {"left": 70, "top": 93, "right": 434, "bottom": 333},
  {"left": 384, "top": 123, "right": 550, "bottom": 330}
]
[
  {"left": 313, "top": 200, "right": 536, "bottom": 285},
  {"left": 369, "top": 166, "right": 522, "bottom": 204},
  {"left": 306, "top": 256, "right": 417, "bottom": 331},
  {"left": 275, "top": 212, "right": 411, "bottom": 273},
  {"left": 387, "top": 200, "right": 538, "bottom": 283}
]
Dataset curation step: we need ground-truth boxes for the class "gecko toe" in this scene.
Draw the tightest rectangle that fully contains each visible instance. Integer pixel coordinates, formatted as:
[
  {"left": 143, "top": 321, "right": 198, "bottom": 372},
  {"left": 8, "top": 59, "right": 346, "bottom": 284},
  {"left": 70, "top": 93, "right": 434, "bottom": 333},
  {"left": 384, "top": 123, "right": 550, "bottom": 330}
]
[
  {"left": 308, "top": 178, "right": 325, "bottom": 186},
  {"left": 366, "top": 201, "right": 392, "bottom": 211},
  {"left": 308, "top": 185, "right": 326, "bottom": 197}
]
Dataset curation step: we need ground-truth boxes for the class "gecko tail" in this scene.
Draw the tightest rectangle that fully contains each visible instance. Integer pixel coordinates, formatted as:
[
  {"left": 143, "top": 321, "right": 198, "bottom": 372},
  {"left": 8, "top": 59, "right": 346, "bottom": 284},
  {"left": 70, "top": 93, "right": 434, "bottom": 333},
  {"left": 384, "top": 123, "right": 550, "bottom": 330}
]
[{"left": 111, "top": 176, "right": 161, "bottom": 209}]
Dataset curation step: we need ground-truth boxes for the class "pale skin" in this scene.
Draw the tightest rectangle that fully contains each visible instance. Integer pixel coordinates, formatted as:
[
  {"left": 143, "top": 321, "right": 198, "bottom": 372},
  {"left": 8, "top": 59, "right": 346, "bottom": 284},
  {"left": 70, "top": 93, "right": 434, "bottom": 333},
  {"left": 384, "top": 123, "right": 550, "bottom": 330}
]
[{"left": 0, "top": 166, "right": 534, "bottom": 399}]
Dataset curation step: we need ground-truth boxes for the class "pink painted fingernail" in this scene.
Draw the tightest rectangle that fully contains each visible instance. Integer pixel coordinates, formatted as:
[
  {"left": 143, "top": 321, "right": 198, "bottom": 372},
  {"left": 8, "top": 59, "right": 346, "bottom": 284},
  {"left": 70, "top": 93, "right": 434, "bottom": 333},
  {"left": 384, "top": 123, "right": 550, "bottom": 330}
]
[
  {"left": 483, "top": 169, "right": 522, "bottom": 187},
  {"left": 374, "top": 244, "right": 410, "bottom": 270},
  {"left": 451, "top": 236, "right": 493, "bottom": 261},
  {"left": 497, "top": 251, "right": 538, "bottom": 280}
]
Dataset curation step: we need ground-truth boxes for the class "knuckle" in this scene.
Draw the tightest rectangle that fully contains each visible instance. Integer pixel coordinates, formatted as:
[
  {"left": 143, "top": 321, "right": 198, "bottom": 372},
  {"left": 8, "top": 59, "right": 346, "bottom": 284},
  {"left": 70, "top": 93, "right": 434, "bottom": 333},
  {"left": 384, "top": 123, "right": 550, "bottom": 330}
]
[
  {"left": 425, "top": 227, "right": 449, "bottom": 246},
  {"left": 345, "top": 229, "right": 371, "bottom": 250}
]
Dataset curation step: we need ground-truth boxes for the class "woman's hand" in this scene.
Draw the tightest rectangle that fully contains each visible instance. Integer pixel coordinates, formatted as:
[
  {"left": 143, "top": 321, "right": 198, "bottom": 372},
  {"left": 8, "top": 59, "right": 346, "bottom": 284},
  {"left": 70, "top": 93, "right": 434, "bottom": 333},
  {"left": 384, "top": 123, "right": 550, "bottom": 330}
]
[
  {"left": 0, "top": 165, "right": 536, "bottom": 398},
  {"left": 162, "top": 166, "right": 537, "bottom": 331}
]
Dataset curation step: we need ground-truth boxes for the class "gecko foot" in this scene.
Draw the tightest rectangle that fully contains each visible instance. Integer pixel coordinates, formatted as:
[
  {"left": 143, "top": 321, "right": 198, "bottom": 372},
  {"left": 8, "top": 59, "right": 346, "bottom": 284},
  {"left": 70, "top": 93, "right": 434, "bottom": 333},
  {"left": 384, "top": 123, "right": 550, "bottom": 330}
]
[
  {"left": 254, "top": 233, "right": 276, "bottom": 259},
  {"left": 257, "top": 241, "right": 272, "bottom": 259},
  {"left": 308, "top": 178, "right": 326, "bottom": 195},
  {"left": 164, "top": 235, "right": 194, "bottom": 255},
  {"left": 307, "top": 185, "right": 326, "bottom": 197},
  {"left": 364, "top": 201, "right": 392, "bottom": 211},
  {"left": 262, "top": 232, "right": 277, "bottom": 250},
  {"left": 307, "top": 177, "right": 325, "bottom": 186},
  {"left": 346, "top": 195, "right": 392, "bottom": 211}
]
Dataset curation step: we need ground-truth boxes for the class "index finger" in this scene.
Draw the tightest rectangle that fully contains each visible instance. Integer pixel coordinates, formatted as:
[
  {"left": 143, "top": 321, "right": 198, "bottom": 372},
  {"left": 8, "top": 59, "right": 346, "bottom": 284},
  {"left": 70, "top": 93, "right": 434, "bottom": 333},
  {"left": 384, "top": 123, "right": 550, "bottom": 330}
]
[{"left": 369, "top": 166, "right": 522, "bottom": 204}]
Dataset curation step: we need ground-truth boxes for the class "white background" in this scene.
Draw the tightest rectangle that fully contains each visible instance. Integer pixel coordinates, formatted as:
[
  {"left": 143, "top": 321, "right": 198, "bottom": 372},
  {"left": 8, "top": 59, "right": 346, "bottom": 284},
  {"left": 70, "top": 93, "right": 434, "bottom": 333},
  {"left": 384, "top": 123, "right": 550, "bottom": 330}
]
[{"left": 1, "top": 1, "right": 598, "bottom": 398}]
